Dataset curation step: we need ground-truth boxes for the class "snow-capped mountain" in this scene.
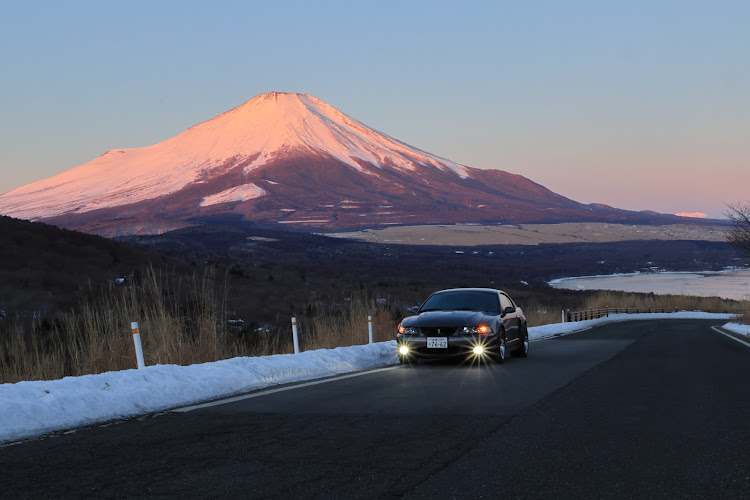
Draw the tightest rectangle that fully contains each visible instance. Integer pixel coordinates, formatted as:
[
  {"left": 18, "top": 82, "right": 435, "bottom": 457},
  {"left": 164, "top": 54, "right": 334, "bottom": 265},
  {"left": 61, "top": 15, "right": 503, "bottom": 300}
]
[{"left": 0, "top": 92, "right": 674, "bottom": 235}]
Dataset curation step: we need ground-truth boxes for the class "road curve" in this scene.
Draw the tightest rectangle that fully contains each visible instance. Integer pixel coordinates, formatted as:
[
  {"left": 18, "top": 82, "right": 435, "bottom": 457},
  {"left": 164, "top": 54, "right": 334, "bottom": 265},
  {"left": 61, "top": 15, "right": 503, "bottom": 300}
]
[{"left": 2, "top": 319, "right": 749, "bottom": 498}]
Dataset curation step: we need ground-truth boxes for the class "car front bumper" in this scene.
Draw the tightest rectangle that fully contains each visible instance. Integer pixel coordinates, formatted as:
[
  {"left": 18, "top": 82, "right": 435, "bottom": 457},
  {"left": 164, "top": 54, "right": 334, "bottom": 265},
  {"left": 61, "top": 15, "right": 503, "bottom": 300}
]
[{"left": 397, "top": 334, "right": 502, "bottom": 359}]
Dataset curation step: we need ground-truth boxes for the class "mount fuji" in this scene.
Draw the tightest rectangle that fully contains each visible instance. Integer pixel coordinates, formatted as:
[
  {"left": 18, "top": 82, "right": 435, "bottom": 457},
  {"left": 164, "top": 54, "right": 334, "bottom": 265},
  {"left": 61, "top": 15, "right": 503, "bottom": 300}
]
[{"left": 0, "top": 92, "right": 677, "bottom": 236}]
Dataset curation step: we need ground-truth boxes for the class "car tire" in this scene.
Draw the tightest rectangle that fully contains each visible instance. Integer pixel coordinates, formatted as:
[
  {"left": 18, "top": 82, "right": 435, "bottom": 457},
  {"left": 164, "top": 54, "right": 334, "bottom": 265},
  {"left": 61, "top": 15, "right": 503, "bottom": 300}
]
[
  {"left": 513, "top": 326, "right": 529, "bottom": 358},
  {"left": 493, "top": 333, "right": 506, "bottom": 364}
]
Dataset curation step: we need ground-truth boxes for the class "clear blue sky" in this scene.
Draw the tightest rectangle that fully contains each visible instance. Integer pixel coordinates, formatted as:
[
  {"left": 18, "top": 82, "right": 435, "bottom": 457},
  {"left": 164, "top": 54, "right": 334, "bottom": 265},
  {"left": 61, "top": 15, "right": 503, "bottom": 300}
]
[{"left": 1, "top": 0, "right": 748, "bottom": 218}]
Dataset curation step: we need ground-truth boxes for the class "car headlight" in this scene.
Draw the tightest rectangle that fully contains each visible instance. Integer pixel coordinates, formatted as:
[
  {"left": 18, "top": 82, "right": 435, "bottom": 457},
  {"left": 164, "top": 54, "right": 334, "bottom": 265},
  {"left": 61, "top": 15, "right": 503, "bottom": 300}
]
[
  {"left": 462, "top": 325, "right": 491, "bottom": 335},
  {"left": 398, "top": 326, "right": 419, "bottom": 335}
]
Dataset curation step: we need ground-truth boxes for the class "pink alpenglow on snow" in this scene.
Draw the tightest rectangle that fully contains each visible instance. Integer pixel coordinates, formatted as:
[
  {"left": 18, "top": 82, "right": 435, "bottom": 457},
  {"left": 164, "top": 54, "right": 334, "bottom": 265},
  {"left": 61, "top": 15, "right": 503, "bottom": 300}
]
[
  {"left": 0, "top": 92, "right": 691, "bottom": 235},
  {"left": 675, "top": 212, "right": 708, "bottom": 218},
  {"left": 199, "top": 183, "right": 266, "bottom": 207},
  {"left": 0, "top": 93, "right": 467, "bottom": 222}
]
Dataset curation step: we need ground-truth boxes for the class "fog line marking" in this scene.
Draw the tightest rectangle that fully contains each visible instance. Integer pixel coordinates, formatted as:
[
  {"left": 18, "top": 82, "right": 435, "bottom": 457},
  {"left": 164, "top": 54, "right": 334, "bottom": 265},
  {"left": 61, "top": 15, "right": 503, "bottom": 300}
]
[
  {"left": 172, "top": 365, "right": 401, "bottom": 412},
  {"left": 711, "top": 326, "right": 750, "bottom": 349}
]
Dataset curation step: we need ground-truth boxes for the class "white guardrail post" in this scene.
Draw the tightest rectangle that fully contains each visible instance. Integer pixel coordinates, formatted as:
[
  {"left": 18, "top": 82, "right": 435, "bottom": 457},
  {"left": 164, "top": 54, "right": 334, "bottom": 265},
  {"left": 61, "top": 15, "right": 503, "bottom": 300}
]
[
  {"left": 291, "top": 317, "right": 300, "bottom": 354},
  {"left": 130, "top": 321, "right": 146, "bottom": 369},
  {"left": 562, "top": 310, "right": 565, "bottom": 323},
  {"left": 368, "top": 315, "right": 373, "bottom": 344}
]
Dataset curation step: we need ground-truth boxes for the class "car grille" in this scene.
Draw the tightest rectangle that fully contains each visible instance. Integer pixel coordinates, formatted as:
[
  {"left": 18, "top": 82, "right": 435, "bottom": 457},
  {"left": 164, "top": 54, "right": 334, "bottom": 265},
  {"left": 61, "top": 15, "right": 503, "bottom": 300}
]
[
  {"left": 420, "top": 327, "right": 458, "bottom": 337},
  {"left": 414, "top": 345, "right": 465, "bottom": 355}
]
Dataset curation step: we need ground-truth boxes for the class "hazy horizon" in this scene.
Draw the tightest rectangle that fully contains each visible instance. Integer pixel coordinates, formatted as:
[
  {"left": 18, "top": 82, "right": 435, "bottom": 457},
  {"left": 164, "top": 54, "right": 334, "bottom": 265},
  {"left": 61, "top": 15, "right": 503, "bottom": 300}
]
[{"left": 2, "top": 1, "right": 748, "bottom": 219}]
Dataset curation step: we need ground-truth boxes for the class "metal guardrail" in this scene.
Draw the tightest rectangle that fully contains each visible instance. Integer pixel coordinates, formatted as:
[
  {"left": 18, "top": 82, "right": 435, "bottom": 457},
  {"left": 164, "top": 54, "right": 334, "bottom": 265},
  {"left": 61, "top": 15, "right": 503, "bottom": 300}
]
[{"left": 565, "top": 307, "right": 743, "bottom": 323}]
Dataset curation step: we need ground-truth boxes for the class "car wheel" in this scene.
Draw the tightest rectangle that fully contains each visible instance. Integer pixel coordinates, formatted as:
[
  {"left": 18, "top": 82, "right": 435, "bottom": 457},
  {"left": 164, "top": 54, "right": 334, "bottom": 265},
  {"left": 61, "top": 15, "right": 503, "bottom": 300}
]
[
  {"left": 398, "top": 354, "right": 410, "bottom": 365},
  {"left": 513, "top": 326, "right": 529, "bottom": 358},
  {"left": 493, "top": 334, "right": 506, "bottom": 364}
]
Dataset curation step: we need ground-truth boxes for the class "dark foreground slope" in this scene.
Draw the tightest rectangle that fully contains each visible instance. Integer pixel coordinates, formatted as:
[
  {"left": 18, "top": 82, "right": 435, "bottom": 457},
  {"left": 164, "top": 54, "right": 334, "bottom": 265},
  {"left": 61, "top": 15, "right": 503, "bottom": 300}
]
[
  {"left": 124, "top": 224, "right": 747, "bottom": 324},
  {"left": 1, "top": 216, "right": 746, "bottom": 329},
  {"left": 0, "top": 216, "right": 184, "bottom": 317}
]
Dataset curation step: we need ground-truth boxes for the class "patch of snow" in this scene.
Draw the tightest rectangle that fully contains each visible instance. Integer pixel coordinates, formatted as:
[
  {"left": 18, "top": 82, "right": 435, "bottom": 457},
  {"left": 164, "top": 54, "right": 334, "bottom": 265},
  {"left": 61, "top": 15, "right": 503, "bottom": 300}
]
[
  {"left": 199, "top": 183, "right": 266, "bottom": 207},
  {"left": 723, "top": 322, "right": 750, "bottom": 336},
  {"left": 277, "top": 220, "right": 330, "bottom": 224}
]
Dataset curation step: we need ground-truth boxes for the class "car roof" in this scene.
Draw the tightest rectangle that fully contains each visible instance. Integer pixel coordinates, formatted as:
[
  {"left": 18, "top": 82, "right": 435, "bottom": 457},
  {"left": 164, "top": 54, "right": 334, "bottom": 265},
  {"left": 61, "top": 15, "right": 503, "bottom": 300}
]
[{"left": 432, "top": 288, "right": 505, "bottom": 295}]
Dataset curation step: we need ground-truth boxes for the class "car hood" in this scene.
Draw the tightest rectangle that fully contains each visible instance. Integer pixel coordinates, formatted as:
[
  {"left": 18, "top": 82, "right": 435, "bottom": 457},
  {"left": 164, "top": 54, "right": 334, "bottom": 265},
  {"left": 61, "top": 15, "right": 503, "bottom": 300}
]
[{"left": 402, "top": 310, "right": 492, "bottom": 327}]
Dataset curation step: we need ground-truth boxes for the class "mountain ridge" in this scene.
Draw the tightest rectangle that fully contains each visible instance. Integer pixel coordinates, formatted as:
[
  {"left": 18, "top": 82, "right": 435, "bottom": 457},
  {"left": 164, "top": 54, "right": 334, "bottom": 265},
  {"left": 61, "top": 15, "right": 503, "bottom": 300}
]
[{"left": 0, "top": 92, "right": 688, "bottom": 235}]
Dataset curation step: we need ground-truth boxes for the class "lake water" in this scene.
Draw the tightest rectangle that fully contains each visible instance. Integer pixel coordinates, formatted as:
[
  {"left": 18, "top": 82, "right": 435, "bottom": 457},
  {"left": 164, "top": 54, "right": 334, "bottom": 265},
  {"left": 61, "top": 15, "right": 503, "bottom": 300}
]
[{"left": 549, "top": 270, "right": 750, "bottom": 301}]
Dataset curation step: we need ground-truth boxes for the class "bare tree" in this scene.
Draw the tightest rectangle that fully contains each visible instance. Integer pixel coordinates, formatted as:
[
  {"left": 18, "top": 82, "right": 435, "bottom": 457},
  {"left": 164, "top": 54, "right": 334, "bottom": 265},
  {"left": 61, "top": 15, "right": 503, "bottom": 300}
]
[{"left": 725, "top": 202, "right": 750, "bottom": 258}]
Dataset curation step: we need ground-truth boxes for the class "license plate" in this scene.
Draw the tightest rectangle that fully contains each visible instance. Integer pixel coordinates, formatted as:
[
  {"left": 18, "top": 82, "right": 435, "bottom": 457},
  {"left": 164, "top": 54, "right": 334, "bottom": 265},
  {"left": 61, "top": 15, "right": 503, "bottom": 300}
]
[{"left": 427, "top": 337, "right": 448, "bottom": 348}]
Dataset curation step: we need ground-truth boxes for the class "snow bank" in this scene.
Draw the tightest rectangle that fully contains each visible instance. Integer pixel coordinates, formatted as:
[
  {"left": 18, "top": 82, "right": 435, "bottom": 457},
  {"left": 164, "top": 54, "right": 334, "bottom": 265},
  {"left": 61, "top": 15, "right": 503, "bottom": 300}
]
[
  {"left": 0, "top": 311, "right": 739, "bottom": 445},
  {"left": 0, "top": 342, "right": 396, "bottom": 445},
  {"left": 722, "top": 322, "right": 750, "bottom": 336}
]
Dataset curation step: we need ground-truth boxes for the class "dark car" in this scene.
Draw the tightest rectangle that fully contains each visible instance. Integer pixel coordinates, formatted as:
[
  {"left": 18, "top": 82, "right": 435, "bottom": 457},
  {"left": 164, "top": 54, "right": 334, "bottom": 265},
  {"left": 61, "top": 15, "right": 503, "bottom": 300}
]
[{"left": 396, "top": 288, "right": 528, "bottom": 364}]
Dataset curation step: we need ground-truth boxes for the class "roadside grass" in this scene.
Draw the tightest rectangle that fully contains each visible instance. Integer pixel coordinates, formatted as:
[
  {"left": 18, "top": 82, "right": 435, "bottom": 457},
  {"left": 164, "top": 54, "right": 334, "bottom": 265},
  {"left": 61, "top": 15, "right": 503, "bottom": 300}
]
[
  {"left": 520, "top": 297, "right": 566, "bottom": 327},
  {"left": 295, "top": 291, "right": 398, "bottom": 350},
  {"left": 1, "top": 274, "right": 746, "bottom": 383},
  {"left": 742, "top": 300, "right": 750, "bottom": 324},
  {"left": 0, "top": 266, "right": 239, "bottom": 383},
  {"left": 578, "top": 290, "right": 742, "bottom": 314},
  {"left": 523, "top": 291, "right": 746, "bottom": 326}
]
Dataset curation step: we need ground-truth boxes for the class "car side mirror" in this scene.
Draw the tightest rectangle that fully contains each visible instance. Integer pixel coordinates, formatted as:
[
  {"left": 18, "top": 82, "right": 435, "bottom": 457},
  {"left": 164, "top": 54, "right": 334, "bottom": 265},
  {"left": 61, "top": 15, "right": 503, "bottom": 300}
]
[{"left": 501, "top": 306, "right": 516, "bottom": 317}]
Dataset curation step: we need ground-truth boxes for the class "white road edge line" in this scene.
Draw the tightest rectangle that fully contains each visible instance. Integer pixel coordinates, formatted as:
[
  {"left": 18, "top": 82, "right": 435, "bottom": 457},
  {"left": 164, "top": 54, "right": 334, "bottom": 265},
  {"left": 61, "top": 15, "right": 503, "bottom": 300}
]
[
  {"left": 711, "top": 326, "right": 750, "bottom": 349},
  {"left": 172, "top": 365, "right": 402, "bottom": 413}
]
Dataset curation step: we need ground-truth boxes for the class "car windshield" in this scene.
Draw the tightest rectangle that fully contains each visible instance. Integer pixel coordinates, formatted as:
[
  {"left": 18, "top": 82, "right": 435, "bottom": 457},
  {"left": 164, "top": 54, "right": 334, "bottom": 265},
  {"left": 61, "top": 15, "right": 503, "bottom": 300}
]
[{"left": 419, "top": 291, "right": 500, "bottom": 314}]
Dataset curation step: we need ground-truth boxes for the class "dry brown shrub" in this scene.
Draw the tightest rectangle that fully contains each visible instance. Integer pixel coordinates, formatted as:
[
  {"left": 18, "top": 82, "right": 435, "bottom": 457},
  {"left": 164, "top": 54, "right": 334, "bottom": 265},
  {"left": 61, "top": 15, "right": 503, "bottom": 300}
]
[
  {"left": 579, "top": 291, "right": 740, "bottom": 315},
  {"left": 3, "top": 277, "right": 746, "bottom": 385},
  {"left": 520, "top": 290, "right": 744, "bottom": 327},
  {"left": 522, "top": 297, "right": 566, "bottom": 327},
  {"left": 0, "top": 266, "right": 238, "bottom": 383},
  {"left": 740, "top": 300, "right": 750, "bottom": 324},
  {"left": 296, "top": 291, "right": 398, "bottom": 350},
  {"left": 0, "top": 274, "right": 399, "bottom": 384},
  {"left": 0, "top": 321, "right": 67, "bottom": 383}
]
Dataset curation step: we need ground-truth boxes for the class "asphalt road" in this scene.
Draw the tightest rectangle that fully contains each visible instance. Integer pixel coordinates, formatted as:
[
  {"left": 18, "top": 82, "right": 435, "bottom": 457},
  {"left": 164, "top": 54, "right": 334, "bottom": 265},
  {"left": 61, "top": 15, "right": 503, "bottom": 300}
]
[{"left": 2, "top": 319, "right": 749, "bottom": 498}]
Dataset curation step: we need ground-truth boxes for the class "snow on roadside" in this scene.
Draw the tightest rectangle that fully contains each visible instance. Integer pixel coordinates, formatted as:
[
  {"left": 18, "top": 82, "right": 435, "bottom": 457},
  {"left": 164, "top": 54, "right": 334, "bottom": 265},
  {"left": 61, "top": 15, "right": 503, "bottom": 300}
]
[
  {"left": 722, "top": 322, "right": 750, "bottom": 336},
  {"left": 0, "top": 311, "right": 739, "bottom": 445},
  {"left": 1, "top": 342, "right": 396, "bottom": 445}
]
